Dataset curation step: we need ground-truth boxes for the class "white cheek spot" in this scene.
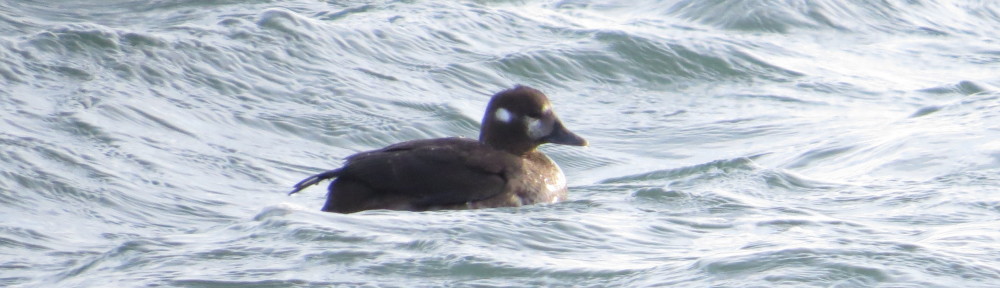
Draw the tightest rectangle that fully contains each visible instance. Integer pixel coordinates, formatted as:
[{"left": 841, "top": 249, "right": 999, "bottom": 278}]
[
  {"left": 495, "top": 108, "right": 513, "bottom": 123},
  {"left": 527, "top": 117, "right": 547, "bottom": 139}
]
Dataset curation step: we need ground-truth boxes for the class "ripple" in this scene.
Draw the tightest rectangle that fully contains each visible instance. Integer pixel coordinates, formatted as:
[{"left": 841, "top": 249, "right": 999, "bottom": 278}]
[
  {"left": 698, "top": 247, "right": 896, "bottom": 285},
  {"left": 4, "top": 0, "right": 1000, "bottom": 287},
  {"left": 256, "top": 8, "right": 318, "bottom": 41},
  {"left": 918, "top": 80, "right": 990, "bottom": 96},
  {"left": 53, "top": 239, "right": 175, "bottom": 282},
  {"left": 665, "top": 0, "right": 1000, "bottom": 36},
  {"left": 599, "top": 155, "right": 760, "bottom": 184},
  {"left": 596, "top": 30, "right": 802, "bottom": 82},
  {"left": 667, "top": 0, "right": 826, "bottom": 33}
]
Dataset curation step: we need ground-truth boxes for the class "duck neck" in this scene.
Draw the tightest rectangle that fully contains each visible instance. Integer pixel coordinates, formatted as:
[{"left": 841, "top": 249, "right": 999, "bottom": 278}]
[{"left": 479, "top": 133, "right": 537, "bottom": 156}]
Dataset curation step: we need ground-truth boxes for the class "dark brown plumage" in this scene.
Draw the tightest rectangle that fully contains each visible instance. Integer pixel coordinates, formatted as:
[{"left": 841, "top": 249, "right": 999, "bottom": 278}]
[{"left": 289, "top": 86, "right": 587, "bottom": 213}]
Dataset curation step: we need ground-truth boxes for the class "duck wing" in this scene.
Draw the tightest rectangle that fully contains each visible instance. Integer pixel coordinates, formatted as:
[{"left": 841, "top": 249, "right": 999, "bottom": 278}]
[{"left": 337, "top": 137, "right": 518, "bottom": 207}]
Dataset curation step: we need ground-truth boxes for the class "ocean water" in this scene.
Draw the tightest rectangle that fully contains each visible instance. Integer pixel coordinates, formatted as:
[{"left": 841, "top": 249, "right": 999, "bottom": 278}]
[{"left": 2, "top": 0, "right": 999, "bottom": 287}]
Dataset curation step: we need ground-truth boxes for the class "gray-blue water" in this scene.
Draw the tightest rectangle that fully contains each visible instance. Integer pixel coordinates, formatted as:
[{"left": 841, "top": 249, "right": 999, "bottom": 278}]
[{"left": 2, "top": 1, "right": 1000, "bottom": 287}]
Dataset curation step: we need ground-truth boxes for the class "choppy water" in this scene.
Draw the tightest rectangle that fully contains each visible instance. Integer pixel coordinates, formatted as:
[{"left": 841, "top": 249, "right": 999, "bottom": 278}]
[{"left": 2, "top": 0, "right": 1000, "bottom": 287}]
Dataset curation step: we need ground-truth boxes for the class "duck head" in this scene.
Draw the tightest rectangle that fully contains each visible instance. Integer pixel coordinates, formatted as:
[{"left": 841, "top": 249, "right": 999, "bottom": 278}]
[{"left": 479, "top": 86, "right": 588, "bottom": 155}]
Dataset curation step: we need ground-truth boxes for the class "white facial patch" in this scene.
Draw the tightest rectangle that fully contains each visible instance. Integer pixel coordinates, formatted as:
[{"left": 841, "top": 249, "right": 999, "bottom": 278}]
[
  {"left": 495, "top": 108, "right": 513, "bottom": 123},
  {"left": 526, "top": 117, "right": 549, "bottom": 139}
]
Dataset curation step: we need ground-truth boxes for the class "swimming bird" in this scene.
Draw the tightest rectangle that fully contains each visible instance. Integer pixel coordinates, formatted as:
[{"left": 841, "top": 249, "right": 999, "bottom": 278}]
[{"left": 289, "top": 85, "right": 587, "bottom": 213}]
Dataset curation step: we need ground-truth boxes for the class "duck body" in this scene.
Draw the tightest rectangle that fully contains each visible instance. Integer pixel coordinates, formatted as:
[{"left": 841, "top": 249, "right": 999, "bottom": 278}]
[{"left": 289, "top": 86, "right": 586, "bottom": 213}]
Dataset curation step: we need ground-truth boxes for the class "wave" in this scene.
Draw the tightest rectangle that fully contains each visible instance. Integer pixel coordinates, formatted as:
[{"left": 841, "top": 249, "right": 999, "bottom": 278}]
[
  {"left": 665, "top": 0, "right": 1000, "bottom": 36},
  {"left": 3, "top": 1, "right": 1000, "bottom": 287},
  {"left": 778, "top": 89, "right": 999, "bottom": 180}
]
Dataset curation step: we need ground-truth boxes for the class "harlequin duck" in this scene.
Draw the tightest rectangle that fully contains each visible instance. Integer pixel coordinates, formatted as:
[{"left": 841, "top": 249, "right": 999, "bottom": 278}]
[{"left": 288, "top": 85, "right": 587, "bottom": 213}]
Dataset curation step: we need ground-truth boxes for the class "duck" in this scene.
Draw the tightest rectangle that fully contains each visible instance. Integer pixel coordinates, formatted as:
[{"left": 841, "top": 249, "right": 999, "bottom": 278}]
[{"left": 288, "top": 85, "right": 587, "bottom": 213}]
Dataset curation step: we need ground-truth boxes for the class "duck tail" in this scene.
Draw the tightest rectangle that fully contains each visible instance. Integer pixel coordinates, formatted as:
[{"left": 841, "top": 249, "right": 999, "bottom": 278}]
[{"left": 288, "top": 168, "right": 343, "bottom": 195}]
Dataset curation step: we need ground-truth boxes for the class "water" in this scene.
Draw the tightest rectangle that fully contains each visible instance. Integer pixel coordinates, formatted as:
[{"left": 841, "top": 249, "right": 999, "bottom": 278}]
[{"left": 2, "top": 0, "right": 999, "bottom": 287}]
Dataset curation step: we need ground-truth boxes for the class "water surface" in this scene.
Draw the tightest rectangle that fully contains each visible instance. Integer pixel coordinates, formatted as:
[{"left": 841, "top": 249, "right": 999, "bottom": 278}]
[{"left": 2, "top": 0, "right": 999, "bottom": 287}]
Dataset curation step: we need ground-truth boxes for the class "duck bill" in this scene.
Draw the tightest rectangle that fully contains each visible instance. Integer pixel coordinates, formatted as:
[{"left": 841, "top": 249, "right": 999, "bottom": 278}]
[{"left": 544, "top": 121, "right": 588, "bottom": 146}]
